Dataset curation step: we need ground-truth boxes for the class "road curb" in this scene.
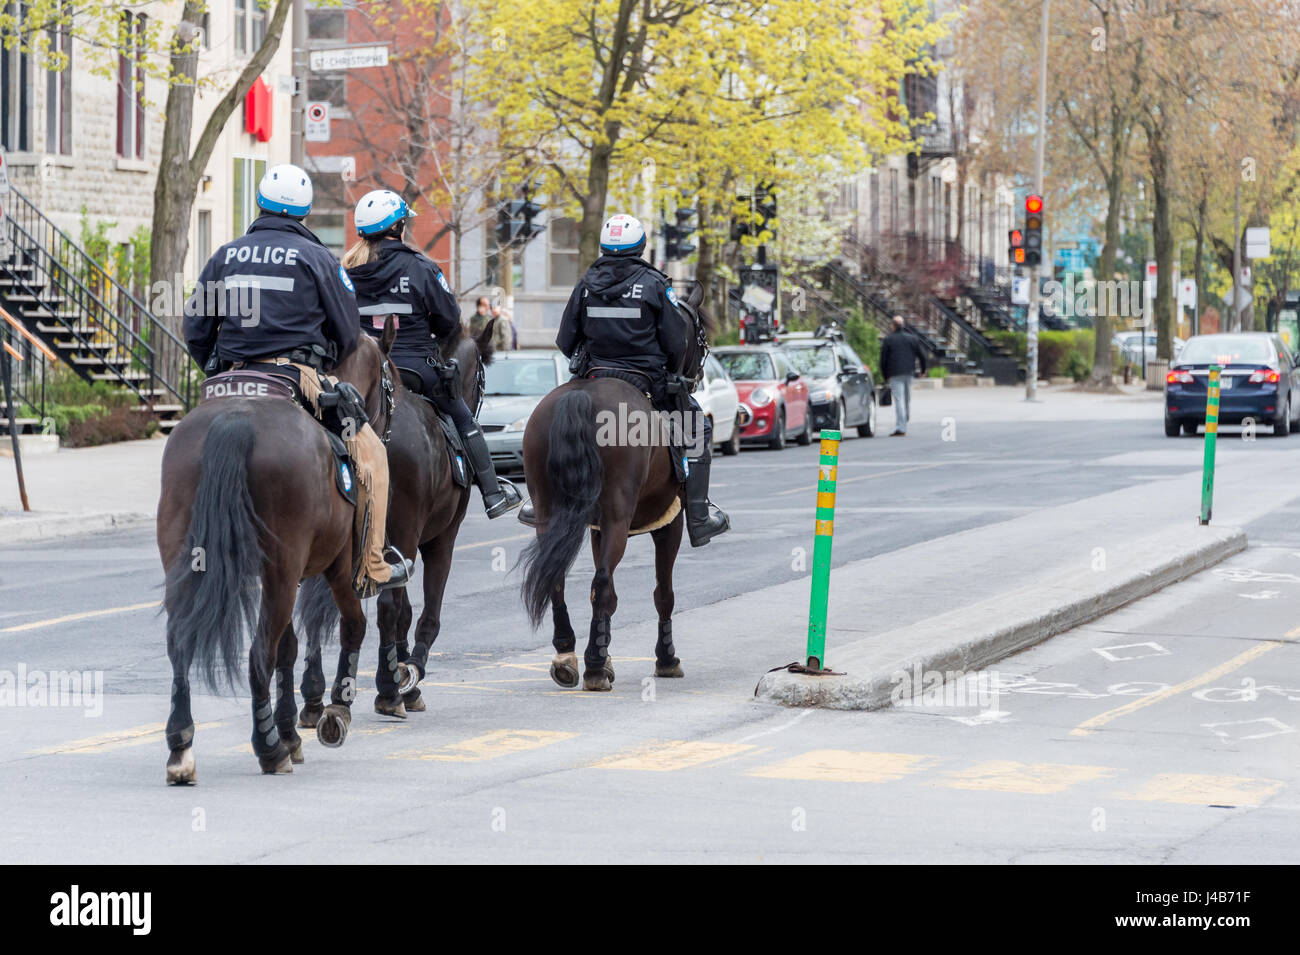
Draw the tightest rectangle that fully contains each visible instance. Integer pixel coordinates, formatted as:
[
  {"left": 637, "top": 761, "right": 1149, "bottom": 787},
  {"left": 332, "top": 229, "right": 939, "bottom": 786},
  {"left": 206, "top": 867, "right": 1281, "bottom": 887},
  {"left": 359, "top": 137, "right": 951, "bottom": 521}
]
[
  {"left": 754, "top": 523, "right": 1247, "bottom": 710},
  {"left": 0, "top": 511, "right": 154, "bottom": 543}
]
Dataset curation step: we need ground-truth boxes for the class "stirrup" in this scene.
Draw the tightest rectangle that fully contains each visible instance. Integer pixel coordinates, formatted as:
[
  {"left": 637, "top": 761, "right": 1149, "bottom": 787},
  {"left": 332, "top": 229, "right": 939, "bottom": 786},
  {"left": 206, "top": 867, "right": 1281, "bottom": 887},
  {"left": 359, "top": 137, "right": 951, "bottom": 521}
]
[
  {"left": 518, "top": 502, "right": 537, "bottom": 527},
  {"left": 484, "top": 478, "right": 522, "bottom": 519}
]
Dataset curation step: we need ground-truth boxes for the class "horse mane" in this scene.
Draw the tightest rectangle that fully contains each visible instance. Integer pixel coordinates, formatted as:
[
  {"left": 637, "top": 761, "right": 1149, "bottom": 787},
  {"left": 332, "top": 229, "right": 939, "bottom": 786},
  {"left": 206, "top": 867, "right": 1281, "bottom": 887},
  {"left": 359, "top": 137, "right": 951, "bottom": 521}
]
[{"left": 438, "top": 321, "right": 465, "bottom": 362}]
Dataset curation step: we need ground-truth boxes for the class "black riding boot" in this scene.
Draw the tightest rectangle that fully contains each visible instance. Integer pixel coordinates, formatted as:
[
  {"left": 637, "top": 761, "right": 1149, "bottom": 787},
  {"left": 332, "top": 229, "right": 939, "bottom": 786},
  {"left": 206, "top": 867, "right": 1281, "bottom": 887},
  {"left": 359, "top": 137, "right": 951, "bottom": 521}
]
[
  {"left": 460, "top": 424, "right": 522, "bottom": 518},
  {"left": 685, "top": 448, "right": 730, "bottom": 547}
]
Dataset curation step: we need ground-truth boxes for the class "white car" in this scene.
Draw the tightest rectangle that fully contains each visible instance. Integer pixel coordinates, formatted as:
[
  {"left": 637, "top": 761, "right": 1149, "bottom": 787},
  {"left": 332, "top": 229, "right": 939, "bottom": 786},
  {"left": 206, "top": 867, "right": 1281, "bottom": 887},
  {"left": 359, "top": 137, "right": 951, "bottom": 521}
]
[{"left": 694, "top": 354, "right": 742, "bottom": 455}]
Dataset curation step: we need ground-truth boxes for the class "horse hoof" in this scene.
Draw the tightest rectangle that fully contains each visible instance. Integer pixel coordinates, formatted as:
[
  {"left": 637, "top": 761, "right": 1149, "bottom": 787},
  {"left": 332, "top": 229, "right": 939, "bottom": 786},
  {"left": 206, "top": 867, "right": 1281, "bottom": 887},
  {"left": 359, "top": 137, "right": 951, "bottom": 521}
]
[
  {"left": 259, "top": 751, "right": 294, "bottom": 775},
  {"left": 582, "top": 670, "right": 612, "bottom": 692},
  {"left": 165, "top": 747, "right": 196, "bottom": 785},
  {"left": 317, "top": 705, "right": 351, "bottom": 748},
  {"left": 604, "top": 660, "right": 615, "bottom": 683},
  {"left": 374, "top": 695, "right": 408, "bottom": 719},
  {"left": 654, "top": 662, "right": 684, "bottom": 678},
  {"left": 298, "top": 701, "right": 323, "bottom": 729},
  {"left": 550, "top": 653, "right": 579, "bottom": 689},
  {"left": 402, "top": 689, "right": 426, "bottom": 712},
  {"left": 284, "top": 737, "right": 305, "bottom": 764},
  {"left": 397, "top": 662, "right": 421, "bottom": 695}
]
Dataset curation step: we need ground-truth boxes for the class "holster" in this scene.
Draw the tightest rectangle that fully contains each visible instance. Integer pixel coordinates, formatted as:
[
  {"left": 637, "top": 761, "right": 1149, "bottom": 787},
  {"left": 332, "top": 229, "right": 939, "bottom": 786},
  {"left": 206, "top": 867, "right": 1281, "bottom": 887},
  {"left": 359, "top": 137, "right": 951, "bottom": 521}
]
[{"left": 430, "top": 356, "right": 463, "bottom": 403}]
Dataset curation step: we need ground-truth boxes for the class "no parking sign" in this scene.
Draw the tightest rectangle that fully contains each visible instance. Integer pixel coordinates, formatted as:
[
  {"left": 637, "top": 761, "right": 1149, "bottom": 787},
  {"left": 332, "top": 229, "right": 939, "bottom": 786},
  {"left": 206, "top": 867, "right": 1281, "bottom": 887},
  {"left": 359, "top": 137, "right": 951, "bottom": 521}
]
[{"left": 306, "top": 102, "right": 330, "bottom": 143}]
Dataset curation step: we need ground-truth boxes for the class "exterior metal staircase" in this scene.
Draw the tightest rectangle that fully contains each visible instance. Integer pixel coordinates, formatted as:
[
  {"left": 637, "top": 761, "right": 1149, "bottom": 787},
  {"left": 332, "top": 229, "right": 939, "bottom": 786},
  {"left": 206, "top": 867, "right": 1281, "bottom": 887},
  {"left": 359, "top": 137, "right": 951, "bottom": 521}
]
[{"left": 0, "top": 184, "right": 195, "bottom": 431}]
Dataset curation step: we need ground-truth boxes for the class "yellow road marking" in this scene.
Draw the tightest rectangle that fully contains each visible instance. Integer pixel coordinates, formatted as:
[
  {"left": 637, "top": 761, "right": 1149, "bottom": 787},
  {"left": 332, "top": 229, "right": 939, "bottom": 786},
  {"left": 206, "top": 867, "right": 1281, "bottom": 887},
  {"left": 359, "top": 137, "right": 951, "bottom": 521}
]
[
  {"left": 453, "top": 532, "right": 532, "bottom": 552},
  {"left": 1071, "top": 638, "right": 1288, "bottom": 737},
  {"left": 388, "top": 728, "right": 576, "bottom": 762},
  {"left": 32, "top": 721, "right": 224, "bottom": 755},
  {"left": 1120, "top": 773, "right": 1284, "bottom": 807},
  {"left": 748, "top": 749, "right": 938, "bottom": 782},
  {"left": 2, "top": 601, "right": 161, "bottom": 634},
  {"left": 775, "top": 462, "right": 942, "bottom": 497},
  {"left": 939, "top": 760, "right": 1117, "bottom": 794},
  {"left": 592, "top": 741, "right": 756, "bottom": 772}
]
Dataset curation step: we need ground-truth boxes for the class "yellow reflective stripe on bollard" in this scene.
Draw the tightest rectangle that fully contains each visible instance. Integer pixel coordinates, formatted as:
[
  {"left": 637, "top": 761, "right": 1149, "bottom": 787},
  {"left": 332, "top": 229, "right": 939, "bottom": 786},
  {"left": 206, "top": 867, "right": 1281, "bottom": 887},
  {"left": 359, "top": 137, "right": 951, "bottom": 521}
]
[
  {"left": 819, "top": 438, "right": 840, "bottom": 457},
  {"left": 815, "top": 519, "right": 834, "bottom": 536},
  {"left": 816, "top": 491, "right": 836, "bottom": 510}
]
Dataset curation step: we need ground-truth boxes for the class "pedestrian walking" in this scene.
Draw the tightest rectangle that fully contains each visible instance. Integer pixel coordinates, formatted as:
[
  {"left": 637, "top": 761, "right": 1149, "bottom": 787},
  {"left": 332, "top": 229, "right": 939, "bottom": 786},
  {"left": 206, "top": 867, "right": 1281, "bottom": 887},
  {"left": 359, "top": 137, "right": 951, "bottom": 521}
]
[{"left": 879, "top": 314, "right": 928, "bottom": 436}]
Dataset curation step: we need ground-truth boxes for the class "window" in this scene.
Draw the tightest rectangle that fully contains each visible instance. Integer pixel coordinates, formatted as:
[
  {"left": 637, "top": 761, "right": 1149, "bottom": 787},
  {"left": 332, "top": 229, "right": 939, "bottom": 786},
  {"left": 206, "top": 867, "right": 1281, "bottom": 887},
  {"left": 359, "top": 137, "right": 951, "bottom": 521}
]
[
  {"left": 548, "top": 216, "right": 580, "bottom": 289},
  {"left": 231, "top": 157, "right": 267, "bottom": 238},
  {"left": 312, "top": 212, "right": 346, "bottom": 256},
  {"left": 46, "top": 24, "right": 72, "bottom": 155},
  {"left": 235, "top": 0, "right": 268, "bottom": 55},
  {"left": 196, "top": 210, "right": 212, "bottom": 274},
  {"left": 1, "top": 5, "right": 31, "bottom": 153},
  {"left": 117, "top": 12, "right": 146, "bottom": 159},
  {"left": 307, "top": 9, "right": 347, "bottom": 41},
  {"left": 888, "top": 168, "right": 899, "bottom": 234}
]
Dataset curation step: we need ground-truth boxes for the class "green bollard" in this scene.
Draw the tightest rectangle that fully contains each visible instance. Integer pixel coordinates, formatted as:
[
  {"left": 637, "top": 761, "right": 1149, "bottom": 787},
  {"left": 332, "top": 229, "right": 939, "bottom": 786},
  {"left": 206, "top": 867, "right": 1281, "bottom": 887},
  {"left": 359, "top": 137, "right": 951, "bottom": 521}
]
[
  {"left": 806, "top": 429, "right": 841, "bottom": 670},
  {"left": 1199, "top": 364, "right": 1220, "bottom": 525}
]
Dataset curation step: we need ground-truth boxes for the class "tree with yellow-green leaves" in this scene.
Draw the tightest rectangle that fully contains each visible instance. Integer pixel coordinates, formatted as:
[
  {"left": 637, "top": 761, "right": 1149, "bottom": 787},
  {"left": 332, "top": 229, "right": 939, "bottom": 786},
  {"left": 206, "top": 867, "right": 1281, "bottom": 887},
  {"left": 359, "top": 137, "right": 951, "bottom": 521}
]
[{"left": 470, "top": 0, "right": 951, "bottom": 277}]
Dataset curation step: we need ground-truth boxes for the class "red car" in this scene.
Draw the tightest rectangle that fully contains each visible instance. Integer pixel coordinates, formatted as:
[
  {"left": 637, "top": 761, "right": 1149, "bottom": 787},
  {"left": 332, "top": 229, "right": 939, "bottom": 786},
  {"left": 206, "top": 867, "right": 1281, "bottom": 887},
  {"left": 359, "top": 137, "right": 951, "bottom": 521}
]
[{"left": 713, "top": 345, "right": 812, "bottom": 449}]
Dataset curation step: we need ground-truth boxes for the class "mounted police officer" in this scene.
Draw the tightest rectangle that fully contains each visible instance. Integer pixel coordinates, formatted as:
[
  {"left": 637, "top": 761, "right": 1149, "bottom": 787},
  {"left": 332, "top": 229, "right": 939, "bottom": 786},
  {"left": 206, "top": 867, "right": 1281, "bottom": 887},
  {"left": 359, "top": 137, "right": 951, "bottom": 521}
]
[
  {"left": 183, "top": 163, "right": 410, "bottom": 595},
  {"left": 342, "top": 189, "right": 522, "bottom": 518},
  {"left": 521, "top": 212, "right": 729, "bottom": 546}
]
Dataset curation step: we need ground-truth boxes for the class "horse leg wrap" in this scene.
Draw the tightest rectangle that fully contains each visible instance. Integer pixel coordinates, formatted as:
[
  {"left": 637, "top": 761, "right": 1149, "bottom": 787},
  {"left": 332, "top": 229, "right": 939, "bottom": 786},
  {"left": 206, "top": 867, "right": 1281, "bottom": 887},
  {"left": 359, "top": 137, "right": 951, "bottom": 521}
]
[
  {"left": 165, "top": 678, "right": 194, "bottom": 752},
  {"left": 301, "top": 647, "right": 326, "bottom": 706},
  {"left": 552, "top": 603, "right": 576, "bottom": 654},
  {"left": 274, "top": 667, "right": 298, "bottom": 736},
  {"left": 376, "top": 642, "right": 401, "bottom": 696},
  {"left": 395, "top": 640, "right": 410, "bottom": 664},
  {"left": 330, "top": 649, "right": 360, "bottom": 706},
  {"left": 251, "top": 698, "right": 281, "bottom": 758},
  {"left": 585, "top": 616, "right": 611, "bottom": 670},
  {"left": 656, "top": 620, "right": 678, "bottom": 665}
]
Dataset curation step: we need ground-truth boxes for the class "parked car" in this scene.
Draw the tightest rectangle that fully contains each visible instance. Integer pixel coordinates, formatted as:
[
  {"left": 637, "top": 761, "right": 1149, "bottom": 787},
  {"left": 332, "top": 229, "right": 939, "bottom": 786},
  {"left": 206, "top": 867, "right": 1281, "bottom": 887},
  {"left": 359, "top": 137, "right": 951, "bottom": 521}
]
[
  {"left": 781, "top": 337, "right": 876, "bottom": 437},
  {"left": 480, "top": 350, "right": 569, "bottom": 471},
  {"left": 713, "top": 345, "right": 812, "bottom": 449},
  {"left": 1164, "top": 332, "right": 1300, "bottom": 437},
  {"left": 1114, "top": 331, "right": 1185, "bottom": 367},
  {"left": 694, "top": 353, "right": 742, "bottom": 455}
]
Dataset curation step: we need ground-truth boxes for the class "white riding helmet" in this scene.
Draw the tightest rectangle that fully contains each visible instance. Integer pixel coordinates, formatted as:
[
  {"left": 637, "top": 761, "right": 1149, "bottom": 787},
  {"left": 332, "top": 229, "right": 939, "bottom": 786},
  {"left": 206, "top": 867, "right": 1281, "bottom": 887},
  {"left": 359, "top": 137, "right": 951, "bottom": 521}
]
[
  {"left": 355, "top": 189, "right": 417, "bottom": 237},
  {"left": 256, "top": 164, "right": 313, "bottom": 218},
  {"left": 599, "top": 213, "right": 645, "bottom": 254}
]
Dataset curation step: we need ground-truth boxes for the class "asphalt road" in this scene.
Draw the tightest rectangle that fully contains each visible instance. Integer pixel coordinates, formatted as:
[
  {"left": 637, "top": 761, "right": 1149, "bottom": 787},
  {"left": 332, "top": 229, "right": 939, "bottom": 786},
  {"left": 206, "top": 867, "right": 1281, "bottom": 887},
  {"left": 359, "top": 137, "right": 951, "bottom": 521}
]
[{"left": 2, "top": 401, "right": 1299, "bottom": 862}]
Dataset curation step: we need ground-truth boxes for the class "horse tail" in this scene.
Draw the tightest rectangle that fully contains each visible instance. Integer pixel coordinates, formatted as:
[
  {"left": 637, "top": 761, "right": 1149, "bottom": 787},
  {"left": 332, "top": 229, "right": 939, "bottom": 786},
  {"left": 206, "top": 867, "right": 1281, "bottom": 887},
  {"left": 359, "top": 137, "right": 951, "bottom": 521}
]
[
  {"left": 164, "top": 411, "right": 268, "bottom": 692},
  {"left": 294, "top": 574, "right": 340, "bottom": 652},
  {"left": 520, "top": 389, "right": 603, "bottom": 628}
]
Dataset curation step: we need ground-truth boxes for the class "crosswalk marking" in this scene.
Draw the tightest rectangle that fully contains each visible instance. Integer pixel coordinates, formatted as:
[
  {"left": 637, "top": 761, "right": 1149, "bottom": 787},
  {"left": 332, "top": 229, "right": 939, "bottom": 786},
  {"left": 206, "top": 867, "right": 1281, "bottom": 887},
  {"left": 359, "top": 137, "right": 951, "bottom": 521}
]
[
  {"left": 1120, "top": 773, "right": 1284, "bottom": 807},
  {"left": 748, "top": 749, "right": 938, "bottom": 783},
  {"left": 388, "top": 728, "right": 577, "bottom": 762},
  {"left": 31, "top": 721, "right": 224, "bottom": 755},
  {"left": 592, "top": 740, "right": 756, "bottom": 772},
  {"left": 939, "top": 760, "right": 1117, "bottom": 794}
]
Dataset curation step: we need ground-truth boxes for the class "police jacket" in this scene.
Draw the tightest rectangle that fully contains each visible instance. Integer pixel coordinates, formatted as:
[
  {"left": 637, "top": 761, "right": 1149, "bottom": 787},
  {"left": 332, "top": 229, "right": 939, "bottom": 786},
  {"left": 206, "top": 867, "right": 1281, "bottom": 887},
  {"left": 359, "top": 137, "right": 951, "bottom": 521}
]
[
  {"left": 556, "top": 253, "right": 688, "bottom": 377},
  {"left": 346, "top": 238, "right": 460, "bottom": 367},
  {"left": 185, "top": 215, "right": 360, "bottom": 370}
]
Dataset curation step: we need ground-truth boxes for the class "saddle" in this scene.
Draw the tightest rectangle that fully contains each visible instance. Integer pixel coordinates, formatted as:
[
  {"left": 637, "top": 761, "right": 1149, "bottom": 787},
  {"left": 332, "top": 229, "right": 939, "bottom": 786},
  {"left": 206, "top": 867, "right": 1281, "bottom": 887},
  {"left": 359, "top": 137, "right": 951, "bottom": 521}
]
[
  {"left": 396, "top": 368, "right": 470, "bottom": 489},
  {"left": 200, "top": 368, "right": 358, "bottom": 506}
]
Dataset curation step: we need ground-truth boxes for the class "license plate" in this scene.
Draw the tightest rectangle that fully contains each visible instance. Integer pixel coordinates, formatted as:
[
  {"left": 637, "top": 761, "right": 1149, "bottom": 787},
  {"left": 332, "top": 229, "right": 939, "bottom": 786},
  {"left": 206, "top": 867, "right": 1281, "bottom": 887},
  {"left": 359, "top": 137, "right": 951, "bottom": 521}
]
[{"left": 1219, "top": 376, "right": 1233, "bottom": 389}]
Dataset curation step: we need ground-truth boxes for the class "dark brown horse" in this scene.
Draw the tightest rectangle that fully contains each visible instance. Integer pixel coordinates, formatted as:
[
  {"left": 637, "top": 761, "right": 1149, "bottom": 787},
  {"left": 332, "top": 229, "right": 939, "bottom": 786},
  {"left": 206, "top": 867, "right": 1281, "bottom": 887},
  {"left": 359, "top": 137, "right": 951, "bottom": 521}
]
[
  {"left": 520, "top": 284, "right": 709, "bottom": 691},
  {"left": 157, "top": 328, "right": 395, "bottom": 783},
  {"left": 295, "top": 321, "right": 494, "bottom": 716}
]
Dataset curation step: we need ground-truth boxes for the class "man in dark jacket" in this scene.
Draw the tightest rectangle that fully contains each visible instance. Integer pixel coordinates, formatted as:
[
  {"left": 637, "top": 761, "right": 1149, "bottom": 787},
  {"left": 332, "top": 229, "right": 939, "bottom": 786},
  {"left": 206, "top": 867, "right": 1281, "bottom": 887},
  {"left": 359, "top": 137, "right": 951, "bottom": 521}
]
[
  {"left": 879, "top": 315, "right": 929, "bottom": 436},
  {"left": 526, "top": 212, "right": 728, "bottom": 546}
]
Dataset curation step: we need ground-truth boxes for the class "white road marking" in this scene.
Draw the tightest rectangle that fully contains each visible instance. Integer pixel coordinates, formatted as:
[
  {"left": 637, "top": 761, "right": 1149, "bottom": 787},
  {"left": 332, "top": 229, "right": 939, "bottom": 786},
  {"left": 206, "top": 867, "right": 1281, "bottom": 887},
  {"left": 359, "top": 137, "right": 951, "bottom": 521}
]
[
  {"left": 1201, "top": 717, "right": 1296, "bottom": 741},
  {"left": 1093, "top": 642, "right": 1171, "bottom": 662}
]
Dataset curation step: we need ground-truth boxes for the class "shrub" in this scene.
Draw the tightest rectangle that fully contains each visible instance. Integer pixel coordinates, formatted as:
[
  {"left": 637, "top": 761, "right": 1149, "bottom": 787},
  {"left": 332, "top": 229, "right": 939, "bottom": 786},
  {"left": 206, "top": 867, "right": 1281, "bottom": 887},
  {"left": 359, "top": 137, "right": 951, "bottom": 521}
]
[
  {"left": 844, "top": 313, "right": 880, "bottom": 378},
  {"left": 928, "top": 366, "right": 948, "bottom": 378},
  {"left": 63, "top": 406, "right": 158, "bottom": 448}
]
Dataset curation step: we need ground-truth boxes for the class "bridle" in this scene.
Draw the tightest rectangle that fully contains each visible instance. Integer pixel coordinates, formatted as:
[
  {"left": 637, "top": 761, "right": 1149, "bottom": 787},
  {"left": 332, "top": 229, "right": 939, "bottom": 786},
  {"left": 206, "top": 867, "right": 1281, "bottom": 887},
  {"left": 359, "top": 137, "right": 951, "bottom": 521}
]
[
  {"left": 680, "top": 299, "right": 710, "bottom": 386},
  {"left": 376, "top": 356, "right": 396, "bottom": 444}
]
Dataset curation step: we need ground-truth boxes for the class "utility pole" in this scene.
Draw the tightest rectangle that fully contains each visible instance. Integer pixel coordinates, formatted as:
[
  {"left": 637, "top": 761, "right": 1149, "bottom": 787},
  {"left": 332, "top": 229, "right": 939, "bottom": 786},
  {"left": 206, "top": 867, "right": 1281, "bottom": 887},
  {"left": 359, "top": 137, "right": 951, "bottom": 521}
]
[
  {"left": 1232, "top": 177, "right": 1242, "bottom": 332},
  {"left": 290, "top": 0, "right": 308, "bottom": 167},
  {"left": 1025, "top": 0, "right": 1049, "bottom": 401}
]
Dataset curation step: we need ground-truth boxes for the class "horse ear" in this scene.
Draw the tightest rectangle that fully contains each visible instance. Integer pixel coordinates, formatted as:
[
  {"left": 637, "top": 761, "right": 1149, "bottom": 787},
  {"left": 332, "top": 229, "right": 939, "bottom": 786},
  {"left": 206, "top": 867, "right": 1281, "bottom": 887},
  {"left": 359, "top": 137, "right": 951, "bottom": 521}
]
[
  {"left": 380, "top": 315, "right": 396, "bottom": 355},
  {"left": 687, "top": 283, "right": 704, "bottom": 308}
]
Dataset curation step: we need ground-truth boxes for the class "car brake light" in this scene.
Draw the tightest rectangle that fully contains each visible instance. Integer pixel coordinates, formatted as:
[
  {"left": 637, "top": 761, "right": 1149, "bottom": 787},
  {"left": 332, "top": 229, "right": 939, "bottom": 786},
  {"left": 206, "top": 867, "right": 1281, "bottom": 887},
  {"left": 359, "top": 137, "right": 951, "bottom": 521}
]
[
  {"left": 1167, "top": 370, "right": 1194, "bottom": 384},
  {"left": 1249, "top": 369, "right": 1281, "bottom": 383}
]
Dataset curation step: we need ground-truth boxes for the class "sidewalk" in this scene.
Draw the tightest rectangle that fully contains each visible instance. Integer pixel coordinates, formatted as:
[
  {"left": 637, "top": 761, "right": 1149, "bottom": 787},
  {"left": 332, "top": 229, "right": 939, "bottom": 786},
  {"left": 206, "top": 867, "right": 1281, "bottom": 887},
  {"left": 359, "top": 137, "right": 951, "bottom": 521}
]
[{"left": 0, "top": 436, "right": 164, "bottom": 542}]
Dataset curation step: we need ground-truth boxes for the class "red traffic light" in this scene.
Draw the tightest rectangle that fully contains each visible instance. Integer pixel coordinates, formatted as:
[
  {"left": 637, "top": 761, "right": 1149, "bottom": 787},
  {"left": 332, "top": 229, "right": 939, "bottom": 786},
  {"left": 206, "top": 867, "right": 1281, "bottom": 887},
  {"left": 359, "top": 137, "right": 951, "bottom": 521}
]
[
  {"left": 1012, "top": 248, "right": 1026, "bottom": 264},
  {"left": 1009, "top": 229, "right": 1024, "bottom": 247},
  {"left": 1025, "top": 195, "right": 1043, "bottom": 214}
]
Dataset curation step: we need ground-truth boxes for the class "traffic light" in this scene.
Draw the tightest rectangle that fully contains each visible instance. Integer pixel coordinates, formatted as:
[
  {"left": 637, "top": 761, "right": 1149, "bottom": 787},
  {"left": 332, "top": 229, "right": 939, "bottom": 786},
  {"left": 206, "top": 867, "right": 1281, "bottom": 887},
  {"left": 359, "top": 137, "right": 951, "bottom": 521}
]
[
  {"left": 1024, "top": 194, "right": 1043, "bottom": 267},
  {"left": 754, "top": 182, "right": 777, "bottom": 242},
  {"left": 729, "top": 184, "right": 777, "bottom": 242},
  {"left": 1008, "top": 228, "right": 1026, "bottom": 266},
  {"left": 495, "top": 185, "right": 545, "bottom": 248},
  {"left": 664, "top": 206, "right": 697, "bottom": 261}
]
